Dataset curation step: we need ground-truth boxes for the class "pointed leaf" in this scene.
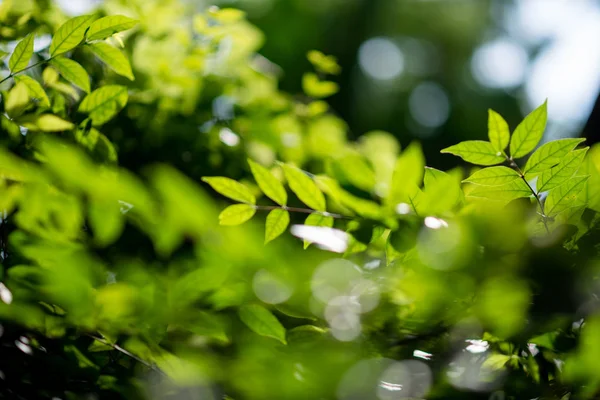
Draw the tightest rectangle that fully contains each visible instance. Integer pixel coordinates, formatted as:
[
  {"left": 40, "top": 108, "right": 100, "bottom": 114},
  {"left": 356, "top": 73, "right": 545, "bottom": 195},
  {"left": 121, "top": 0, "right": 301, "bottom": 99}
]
[
  {"left": 264, "top": 209, "right": 290, "bottom": 244},
  {"left": 218, "top": 204, "right": 256, "bottom": 226},
  {"left": 421, "top": 167, "right": 461, "bottom": 214},
  {"left": 488, "top": 109, "right": 510, "bottom": 152},
  {"left": 9, "top": 33, "right": 34, "bottom": 73},
  {"left": 509, "top": 101, "right": 548, "bottom": 159},
  {"left": 78, "top": 85, "right": 128, "bottom": 125},
  {"left": 524, "top": 138, "right": 585, "bottom": 175},
  {"left": 16, "top": 114, "right": 74, "bottom": 132},
  {"left": 238, "top": 304, "right": 286, "bottom": 344},
  {"left": 423, "top": 166, "right": 448, "bottom": 187},
  {"left": 464, "top": 166, "right": 520, "bottom": 186},
  {"left": 303, "top": 213, "right": 334, "bottom": 249},
  {"left": 388, "top": 142, "right": 425, "bottom": 206},
  {"left": 281, "top": 164, "right": 326, "bottom": 211},
  {"left": 545, "top": 176, "right": 589, "bottom": 216},
  {"left": 50, "top": 15, "right": 96, "bottom": 56},
  {"left": 302, "top": 73, "right": 338, "bottom": 98},
  {"left": 51, "top": 57, "right": 90, "bottom": 92},
  {"left": 88, "top": 42, "right": 134, "bottom": 80},
  {"left": 86, "top": 15, "right": 138, "bottom": 41},
  {"left": 5, "top": 81, "right": 29, "bottom": 118},
  {"left": 14, "top": 75, "right": 50, "bottom": 107},
  {"left": 467, "top": 179, "right": 531, "bottom": 202},
  {"left": 536, "top": 148, "right": 588, "bottom": 193},
  {"left": 201, "top": 177, "right": 256, "bottom": 204},
  {"left": 441, "top": 141, "right": 505, "bottom": 166},
  {"left": 248, "top": 159, "right": 286, "bottom": 205}
]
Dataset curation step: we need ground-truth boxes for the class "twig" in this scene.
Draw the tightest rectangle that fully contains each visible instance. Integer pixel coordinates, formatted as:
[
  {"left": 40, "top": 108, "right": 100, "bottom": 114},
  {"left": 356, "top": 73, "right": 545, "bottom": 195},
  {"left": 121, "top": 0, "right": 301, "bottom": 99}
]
[
  {"left": 0, "top": 57, "right": 53, "bottom": 85},
  {"left": 508, "top": 158, "right": 550, "bottom": 234},
  {"left": 253, "top": 205, "right": 351, "bottom": 219}
]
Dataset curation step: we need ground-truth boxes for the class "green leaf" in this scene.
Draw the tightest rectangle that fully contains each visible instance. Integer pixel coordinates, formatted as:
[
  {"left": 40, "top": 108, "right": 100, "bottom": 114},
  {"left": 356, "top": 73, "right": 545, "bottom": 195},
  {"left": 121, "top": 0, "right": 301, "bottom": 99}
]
[
  {"left": 88, "top": 199, "right": 124, "bottom": 246},
  {"left": 88, "top": 42, "right": 134, "bottom": 81},
  {"left": 509, "top": 101, "right": 548, "bottom": 159},
  {"left": 5, "top": 81, "right": 29, "bottom": 118},
  {"left": 201, "top": 177, "right": 256, "bottom": 204},
  {"left": 0, "top": 50, "right": 8, "bottom": 60},
  {"left": 388, "top": 142, "right": 425, "bottom": 206},
  {"left": 238, "top": 304, "right": 286, "bottom": 344},
  {"left": 15, "top": 114, "right": 74, "bottom": 132},
  {"left": 467, "top": 179, "right": 531, "bottom": 202},
  {"left": 218, "top": 204, "right": 256, "bottom": 226},
  {"left": 287, "top": 325, "right": 327, "bottom": 345},
  {"left": 302, "top": 73, "right": 338, "bottom": 99},
  {"left": 545, "top": 175, "right": 589, "bottom": 216},
  {"left": 9, "top": 33, "right": 34, "bottom": 73},
  {"left": 524, "top": 138, "right": 585, "bottom": 175},
  {"left": 14, "top": 75, "right": 50, "bottom": 108},
  {"left": 85, "top": 15, "right": 138, "bottom": 41},
  {"left": 488, "top": 109, "right": 510, "bottom": 152},
  {"left": 421, "top": 167, "right": 462, "bottom": 214},
  {"left": 536, "top": 149, "right": 588, "bottom": 193},
  {"left": 463, "top": 166, "right": 520, "bottom": 186},
  {"left": 50, "top": 15, "right": 96, "bottom": 56},
  {"left": 281, "top": 164, "right": 326, "bottom": 211},
  {"left": 578, "top": 146, "right": 600, "bottom": 212},
  {"left": 50, "top": 57, "right": 91, "bottom": 93},
  {"left": 248, "top": 159, "right": 287, "bottom": 205},
  {"left": 303, "top": 212, "right": 334, "bottom": 249},
  {"left": 307, "top": 50, "right": 341, "bottom": 75},
  {"left": 482, "top": 354, "right": 512, "bottom": 371},
  {"left": 78, "top": 85, "right": 128, "bottom": 125},
  {"left": 441, "top": 141, "right": 505, "bottom": 166},
  {"left": 265, "top": 209, "right": 290, "bottom": 244}
]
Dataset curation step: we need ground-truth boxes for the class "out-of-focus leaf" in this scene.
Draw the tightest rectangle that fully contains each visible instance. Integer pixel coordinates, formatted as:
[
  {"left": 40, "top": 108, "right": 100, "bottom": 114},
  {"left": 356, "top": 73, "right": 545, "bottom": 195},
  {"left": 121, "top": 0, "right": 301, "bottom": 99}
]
[
  {"left": 50, "top": 15, "right": 96, "bottom": 56},
  {"left": 16, "top": 114, "right": 74, "bottom": 132},
  {"left": 86, "top": 15, "right": 138, "bottom": 41},
  {"left": 510, "top": 101, "right": 548, "bottom": 159},
  {"left": 488, "top": 109, "right": 510, "bottom": 153},
  {"left": 78, "top": 85, "right": 128, "bottom": 125},
  {"left": 441, "top": 141, "right": 505, "bottom": 166},
  {"left": 482, "top": 354, "right": 512, "bottom": 371},
  {"left": 264, "top": 209, "right": 289, "bottom": 244},
  {"left": 88, "top": 42, "right": 134, "bottom": 80},
  {"left": 578, "top": 145, "right": 600, "bottom": 212},
  {"left": 14, "top": 75, "right": 50, "bottom": 107},
  {"left": 88, "top": 199, "right": 124, "bottom": 246},
  {"left": 388, "top": 142, "right": 425, "bottom": 207},
  {"left": 5, "top": 81, "right": 29, "bottom": 118},
  {"left": 202, "top": 176, "right": 256, "bottom": 204},
  {"left": 545, "top": 176, "right": 589, "bottom": 216},
  {"left": 463, "top": 166, "right": 520, "bottom": 186},
  {"left": 524, "top": 138, "right": 585, "bottom": 175},
  {"left": 303, "top": 212, "right": 334, "bottom": 249},
  {"left": 281, "top": 164, "right": 326, "bottom": 211},
  {"left": 536, "top": 149, "right": 588, "bottom": 193},
  {"left": 218, "top": 204, "right": 256, "bottom": 226},
  {"left": 238, "top": 304, "right": 286, "bottom": 344},
  {"left": 51, "top": 56, "right": 91, "bottom": 93},
  {"left": 307, "top": 50, "right": 341, "bottom": 75},
  {"left": 302, "top": 72, "right": 338, "bottom": 98},
  {"left": 248, "top": 159, "right": 286, "bottom": 205},
  {"left": 9, "top": 33, "right": 33, "bottom": 73}
]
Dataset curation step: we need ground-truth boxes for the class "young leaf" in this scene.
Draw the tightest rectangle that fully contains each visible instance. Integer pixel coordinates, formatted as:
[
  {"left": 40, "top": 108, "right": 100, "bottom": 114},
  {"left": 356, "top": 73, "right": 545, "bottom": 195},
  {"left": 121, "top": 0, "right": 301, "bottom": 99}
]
[
  {"left": 303, "top": 213, "right": 334, "bottom": 249},
  {"left": 238, "top": 304, "right": 286, "bottom": 344},
  {"left": 536, "top": 149, "right": 588, "bottom": 193},
  {"left": 50, "top": 57, "right": 91, "bottom": 93},
  {"left": 5, "top": 81, "right": 29, "bottom": 118},
  {"left": 467, "top": 179, "right": 531, "bottom": 202},
  {"left": 488, "top": 109, "right": 510, "bottom": 153},
  {"left": 201, "top": 177, "right": 256, "bottom": 204},
  {"left": 281, "top": 164, "right": 326, "bottom": 211},
  {"left": 509, "top": 101, "right": 548, "bottom": 159},
  {"left": 544, "top": 175, "right": 589, "bottom": 216},
  {"left": 50, "top": 15, "right": 96, "bottom": 56},
  {"left": 218, "top": 204, "right": 256, "bottom": 226},
  {"left": 265, "top": 209, "right": 290, "bottom": 244},
  {"left": 16, "top": 114, "right": 74, "bottom": 131},
  {"left": 85, "top": 15, "right": 138, "bottom": 41},
  {"left": 248, "top": 159, "right": 287, "bottom": 206},
  {"left": 441, "top": 141, "right": 505, "bottom": 166},
  {"left": 463, "top": 166, "right": 520, "bottom": 186},
  {"left": 14, "top": 75, "right": 50, "bottom": 108},
  {"left": 78, "top": 85, "right": 128, "bottom": 125},
  {"left": 88, "top": 42, "right": 134, "bottom": 81},
  {"left": 8, "top": 33, "right": 34, "bottom": 73},
  {"left": 388, "top": 142, "right": 425, "bottom": 206},
  {"left": 302, "top": 73, "right": 338, "bottom": 99},
  {"left": 523, "top": 138, "right": 586, "bottom": 175}
]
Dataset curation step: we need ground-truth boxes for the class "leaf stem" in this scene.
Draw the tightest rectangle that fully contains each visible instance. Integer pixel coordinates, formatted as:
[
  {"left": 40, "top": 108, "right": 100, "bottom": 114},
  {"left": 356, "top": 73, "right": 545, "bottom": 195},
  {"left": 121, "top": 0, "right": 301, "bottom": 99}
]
[
  {"left": 508, "top": 158, "right": 550, "bottom": 233},
  {"left": 253, "top": 205, "right": 350, "bottom": 219}
]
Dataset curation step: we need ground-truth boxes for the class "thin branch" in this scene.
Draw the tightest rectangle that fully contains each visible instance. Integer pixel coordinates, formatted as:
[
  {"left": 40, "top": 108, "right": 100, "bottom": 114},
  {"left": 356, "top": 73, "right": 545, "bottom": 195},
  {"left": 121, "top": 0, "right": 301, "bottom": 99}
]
[
  {"left": 0, "top": 57, "right": 53, "bottom": 85},
  {"left": 508, "top": 158, "right": 550, "bottom": 233},
  {"left": 253, "top": 205, "right": 352, "bottom": 219}
]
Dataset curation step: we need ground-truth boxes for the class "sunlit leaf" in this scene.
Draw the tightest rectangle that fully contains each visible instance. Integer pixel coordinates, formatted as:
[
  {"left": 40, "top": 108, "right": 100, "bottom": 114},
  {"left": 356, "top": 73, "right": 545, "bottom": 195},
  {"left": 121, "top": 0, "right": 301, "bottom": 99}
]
[
  {"left": 509, "top": 101, "right": 548, "bottom": 159},
  {"left": 578, "top": 145, "right": 600, "bottom": 212},
  {"left": 202, "top": 177, "right": 256, "bottom": 204},
  {"left": 248, "top": 159, "right": 286, "bottom": 205},
  {"left": 441, "top": 141, "right": 505, "bottom": 166},
  {"left": 14, "top": 75, "right": 50, "bottom": 107},
  {"left": 544, "top": 175, "right": 589, "bottom": 216},
  {"left": 307, "top": 50, "right": 341, "bottom": 75},
  {"left": 16, "top": 114, "right": 74, "bottom": 132},
  {"left": 86, "top": 15, "right": 138, "bottom": 41},
  {"left": 50, "top": 15, "right": 96, "bottom": 56},
  {"left": 482, "top": 354, "right": 512, "bottom": 371},
  {"left": 468, "top": 178, "right": 531, "bottom": 202},
  {"left": 302, "top": 73, "right": 338, "bottom": 99},
  {"left": 9, "top": 33, "right": 33, "bottom": 73},
  {"left": 218, "top": 204, "right": 256, "bottom": 226},
  {"left": 88, "top": 42, "right": 134, "bottom": 80},
  {"left": 421, "top": 167, "right": 461, "bottom": 214},
  {"left": 238, "top": 304, "right": 286, "bottom": 344},
  {"left": 88, "top": 199, "right": 124, "bottom": 246},
  {"left": 78, "top": 85, "right": 128, "bottom": 125},
  {"left": 264, "top": 209, "right": 290, "bottom": 244},
  {"left": 281, "top": 164, "right": 326, "bottom": 211},
  {"left": 42, "top": 66, "right": 59, "bottom": 86},
  {"left": 303, "top": 212, "right": 334, "bottom": 249},
  {"left": 523, "top": 138, "right": 585, "bottom": 175},
  {"left": 463, "top": 166, "right": 520, "bottom": 186},
  {"left": 536, "top": 149, "right": 588, "bottom": 193},
  {"left": 388, "top": 142, "right": 425, "bottom": 206},
  {"left": 5, "top": 81, "right": 29, "bottom": 118},
  {"left": 51, "top": 56, "right": 91, "bottom": 92},
  {"left": 488, "top": 109, "right": 510, "bottom": 153}
]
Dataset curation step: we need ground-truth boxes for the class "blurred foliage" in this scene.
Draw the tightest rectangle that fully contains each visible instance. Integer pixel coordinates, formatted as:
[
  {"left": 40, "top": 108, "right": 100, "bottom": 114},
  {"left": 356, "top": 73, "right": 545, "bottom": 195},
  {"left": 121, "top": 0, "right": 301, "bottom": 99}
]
[{"left": 0, "top": 1, "right": 600, "bottom": 400}]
